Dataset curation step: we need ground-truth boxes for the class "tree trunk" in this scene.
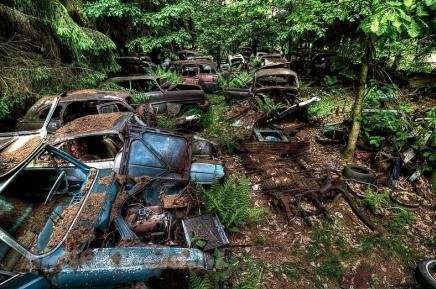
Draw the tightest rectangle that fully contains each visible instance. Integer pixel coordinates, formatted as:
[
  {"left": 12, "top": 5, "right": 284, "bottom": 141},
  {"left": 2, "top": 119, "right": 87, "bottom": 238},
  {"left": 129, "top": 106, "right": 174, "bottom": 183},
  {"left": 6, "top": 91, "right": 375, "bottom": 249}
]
[{"left": 341, "top": 62, "right": 369, "bottom": 160}]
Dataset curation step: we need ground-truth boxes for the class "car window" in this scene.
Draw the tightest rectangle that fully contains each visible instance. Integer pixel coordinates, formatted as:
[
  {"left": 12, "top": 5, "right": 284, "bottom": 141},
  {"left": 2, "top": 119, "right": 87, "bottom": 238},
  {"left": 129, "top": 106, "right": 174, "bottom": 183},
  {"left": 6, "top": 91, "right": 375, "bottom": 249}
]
[
  {"left": 131, "top": 79, "right": 159, "bottom": 93},
  {"left": 0, "top": 146, "right": 91, "bottom": 257},
  {"left": 117, "top": 81, "right": 131, "bottom": 90},
  {"left": 182, "top": 65, "right": 198, "bottom": 77},
  {"left": 199, "top": 64, "right": 216, "bottom": 74},
  {"left": 63, "top": 102, "right": 99, "bottom": 123},
  {"left": 39, "top": 106, "right": 62, "bottom": 120}
]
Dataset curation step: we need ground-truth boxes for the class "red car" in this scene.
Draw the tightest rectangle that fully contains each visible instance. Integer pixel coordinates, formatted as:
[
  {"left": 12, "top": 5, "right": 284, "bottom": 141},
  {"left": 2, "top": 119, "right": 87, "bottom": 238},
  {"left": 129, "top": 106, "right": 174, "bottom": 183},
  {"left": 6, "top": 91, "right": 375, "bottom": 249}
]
[{"left": 171, "top": 60, "right": 219, "bottom": 92}]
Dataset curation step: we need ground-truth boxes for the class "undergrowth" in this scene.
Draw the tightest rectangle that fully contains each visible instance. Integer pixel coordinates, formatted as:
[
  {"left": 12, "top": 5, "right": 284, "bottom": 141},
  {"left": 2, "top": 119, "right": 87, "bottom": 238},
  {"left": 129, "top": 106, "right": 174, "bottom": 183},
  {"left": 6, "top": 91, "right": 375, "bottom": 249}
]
[
  {"left": 156, "top": 114, "right": 177, "bottom": 130},
  {"left": 195, "top": 175, "right": 267, "bottom": 232},
  {"left": 189, "top": 252, "right": 263, "bottom": 289},
  {"left": 152, "top": 67, "right": 182, "bottom": 84},
  {"left": 219, "top": 71, "right": 252, "bottom": 89},
  {"left": 199, "top": 94, "right": 241, "bottom": 153}
]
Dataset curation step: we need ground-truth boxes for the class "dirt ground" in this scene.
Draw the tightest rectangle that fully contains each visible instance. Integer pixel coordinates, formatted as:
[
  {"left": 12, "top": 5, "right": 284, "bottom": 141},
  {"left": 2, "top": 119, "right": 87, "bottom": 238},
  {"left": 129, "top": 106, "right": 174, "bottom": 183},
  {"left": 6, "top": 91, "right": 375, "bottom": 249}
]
[{"left": 223, "top": 107, "right": 435, "bottom": 289}]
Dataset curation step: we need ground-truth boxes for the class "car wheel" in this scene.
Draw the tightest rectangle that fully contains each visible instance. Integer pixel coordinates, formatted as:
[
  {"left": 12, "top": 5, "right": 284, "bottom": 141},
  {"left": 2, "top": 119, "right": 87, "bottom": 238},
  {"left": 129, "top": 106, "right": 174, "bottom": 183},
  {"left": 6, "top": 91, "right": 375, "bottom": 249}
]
[
  {"left": 416, "top": 259, "right": 436, "bottom": 289},
  {"left": 343, "top": 165, "right": 375, "bottom": 183}
]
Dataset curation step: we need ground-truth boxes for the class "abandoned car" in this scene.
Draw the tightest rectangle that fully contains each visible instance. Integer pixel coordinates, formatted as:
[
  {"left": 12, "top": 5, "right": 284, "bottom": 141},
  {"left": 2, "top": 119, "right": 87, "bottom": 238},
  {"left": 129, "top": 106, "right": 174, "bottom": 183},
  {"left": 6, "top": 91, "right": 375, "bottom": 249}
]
[
  {"left": 176, "top": 49, "right": 197, "bottom": 60},
  {"left": 116, "top": 56, "right": 157, "bottom": 75},
  {"left": 15, "top": 90, "right": 151, "bottom": 133},
  {"left": 260, "top": 53, "right": 287, "bottom": 67},
  {"left": 224, "top": 63, "right": 320, "bottom": 120},
  {"left": 228, "top": 54, "right": 247, "bottom": 70},
  {"left": 49, "top": 112, "right": 222, "bottom": 174},
  {"left": 171, "top": 60, "right": 219, "bottom": 92},
  {"left": 0, "top": 110, "right": 226, "bottom": 289},
  {"left": 106, "top": 75, "right": 209, "bottom": 114}
]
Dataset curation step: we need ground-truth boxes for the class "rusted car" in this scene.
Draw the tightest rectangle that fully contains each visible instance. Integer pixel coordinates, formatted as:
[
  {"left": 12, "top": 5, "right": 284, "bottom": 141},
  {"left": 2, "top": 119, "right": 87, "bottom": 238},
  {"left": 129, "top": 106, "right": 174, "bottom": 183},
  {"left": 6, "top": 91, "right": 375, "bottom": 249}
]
[
  {"left": 171, "top": 60, "right": 219, "bottom": 92},
  {"left": 106, "top": 75, "right": 209, "bottom": 114},
  {"left": 16, "top": 90, "right": 150, "bottom": 133},
  {"left": 116, "top": 56, "right": 157, "bottom": 75},
  {"left": 49, "top": 112, "right": 221, "bottom": 173},
  {"left": 260, "top": 53, "right": 287, "bottom": 67},
  {"left": 224, "top": 63, "right": 320, "bottom": 121},
  {"left": 0, "top": 105, "right": 226, "bottom": 288},
  {"left": 176, "top": 49, "right": 197, "bottom": 60},
  {"left": 228, "top": 54, "right": 247, "bottom": 70}
]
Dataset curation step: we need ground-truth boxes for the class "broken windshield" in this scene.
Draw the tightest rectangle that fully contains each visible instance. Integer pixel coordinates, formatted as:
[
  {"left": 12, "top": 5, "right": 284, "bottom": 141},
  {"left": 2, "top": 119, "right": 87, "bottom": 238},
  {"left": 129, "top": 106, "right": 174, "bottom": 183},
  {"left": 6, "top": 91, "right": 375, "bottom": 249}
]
[{"left": 0, "top": 145, "right": 94, "bottom": 263}]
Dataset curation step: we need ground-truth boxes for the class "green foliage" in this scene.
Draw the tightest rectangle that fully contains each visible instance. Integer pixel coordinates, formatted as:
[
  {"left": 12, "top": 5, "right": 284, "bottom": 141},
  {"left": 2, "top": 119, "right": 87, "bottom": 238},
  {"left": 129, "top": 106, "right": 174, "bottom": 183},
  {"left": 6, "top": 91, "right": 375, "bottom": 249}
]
[
  {"left": 189, "top": 271, "right": 211, "bottom": 289},
  {"left": 232, "top": 257, "right": 263, "bottom": 289},
  {"left": 152, "top": 67, "right": 182, "bottom": 85},
  {"left": 85, "top": 0, "right": 194, "bottom": 55},
  {"left": 199, "top": 96, "right": 240, "bottom": 152},
  {"left": 305, "top": 218, "right": 357, "bottom": 284},
  {"left": 359, "top": 234, "right": 419, "bottom": 268},
  {"left": 249, "top": 58, "right": 261, "bottom": 69},
  {"left": 156, "top": 114, "right": 177, "bottom": 131},
  {"left": 364, "top": 189, "right": 390, "bottom": 213},
  {"left": 307, "top": 97, "right": 334, "bottom": 120},
  {"left": 196, "top": 175, "right": 267, "bottom": 231},
  {"left": 219, "top": 72, "right": 252, "bottom": 89},
  {"left": 256, "top": 95, "right": 286, "bottom": 114},
  {"left": 386, "top": 206, "right": 416, "bottom": 234},
  {"left": 324, "top": 75, "right": 339, "bottom": 87}
]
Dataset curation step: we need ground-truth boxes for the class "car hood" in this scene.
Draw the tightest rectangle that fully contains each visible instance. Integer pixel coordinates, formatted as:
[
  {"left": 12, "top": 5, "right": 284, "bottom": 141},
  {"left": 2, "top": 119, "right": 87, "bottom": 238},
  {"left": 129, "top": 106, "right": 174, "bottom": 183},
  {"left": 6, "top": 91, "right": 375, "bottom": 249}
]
[
  {"left": 49, "top": 112, "right": 133, "bottom": 145},
  {"left": 0, "top": 97, "right": 59, "bottom": 178}
]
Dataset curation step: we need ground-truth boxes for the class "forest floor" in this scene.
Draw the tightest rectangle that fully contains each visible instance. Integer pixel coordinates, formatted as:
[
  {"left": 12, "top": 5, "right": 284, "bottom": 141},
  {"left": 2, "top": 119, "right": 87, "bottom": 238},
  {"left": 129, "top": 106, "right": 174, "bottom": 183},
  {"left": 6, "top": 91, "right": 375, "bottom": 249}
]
[{"left": 207, "top": 89, "right": 435, "bottom": 289}]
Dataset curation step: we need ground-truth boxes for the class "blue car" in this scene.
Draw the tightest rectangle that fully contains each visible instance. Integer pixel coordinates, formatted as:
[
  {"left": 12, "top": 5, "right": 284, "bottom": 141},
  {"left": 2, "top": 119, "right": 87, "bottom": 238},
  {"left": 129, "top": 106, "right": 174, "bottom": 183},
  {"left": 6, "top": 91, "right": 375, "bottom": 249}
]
[{"left": 0, "top": 100, "right": 226, "bottom": 288}]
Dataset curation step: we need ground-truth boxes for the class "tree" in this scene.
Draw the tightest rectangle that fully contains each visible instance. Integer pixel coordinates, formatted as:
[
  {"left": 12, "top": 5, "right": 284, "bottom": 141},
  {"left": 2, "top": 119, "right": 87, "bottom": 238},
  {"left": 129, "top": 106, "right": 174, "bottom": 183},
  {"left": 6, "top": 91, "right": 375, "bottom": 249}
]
[
  {"left": 284, "top": 0, "right": 434, "bottom": 159},
  {"left": 84, "top": 0, "right": 195, "bottom": 58}
]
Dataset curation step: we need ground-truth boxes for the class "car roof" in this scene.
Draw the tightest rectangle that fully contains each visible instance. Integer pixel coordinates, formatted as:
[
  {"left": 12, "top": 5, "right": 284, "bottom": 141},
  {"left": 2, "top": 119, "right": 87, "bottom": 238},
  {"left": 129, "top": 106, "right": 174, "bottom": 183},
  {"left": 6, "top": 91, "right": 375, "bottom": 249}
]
[
  {"left": 59, "top": 89, "right": 131, "bottom": 102},
  {"left": 106, "top": 75, "right": 159, "bottom": 83},
  {"left": 172, "top": 60, "right": 217, "bottom": 68},
  {"left": 49, "top": 112, "right": 134, "bottom": 145},
  {"left": 255, "top": 67, "right": 298, "bottom": 78}
]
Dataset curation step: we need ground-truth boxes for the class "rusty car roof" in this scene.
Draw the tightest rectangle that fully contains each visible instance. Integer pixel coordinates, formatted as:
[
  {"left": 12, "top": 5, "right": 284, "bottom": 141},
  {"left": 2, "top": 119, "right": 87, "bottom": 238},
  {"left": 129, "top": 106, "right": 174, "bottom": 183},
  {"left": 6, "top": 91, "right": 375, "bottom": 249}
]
[
  {"left": 49, "top": 112, "right": 133, "bottom": 145},
  {"left": 172, "top": 59, "right": 217, "bottom": 68},
  {"left": 106, "top": 75, "right": 161, "bottom": 83},
  {"left": 27, "top": 90, "right": 131, "bottom": 113},
  {"left": 255, "top": 67, "right": 298, "bottom": 78}
]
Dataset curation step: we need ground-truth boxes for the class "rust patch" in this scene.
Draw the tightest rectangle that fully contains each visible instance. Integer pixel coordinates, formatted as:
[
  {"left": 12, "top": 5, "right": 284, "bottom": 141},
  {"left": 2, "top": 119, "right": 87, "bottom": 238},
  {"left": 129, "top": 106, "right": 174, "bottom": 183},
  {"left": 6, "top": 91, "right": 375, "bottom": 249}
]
[
  {"left": 160, "top": 193, "right": 190, "bottom": 209},
  {"left": 54, "top": 112, "right": 123, "bottom": 138},
  {"left": 111, "top": 251, "right": 122, "bottom": 265},
  {"left": 0, "top": 136, "right": 40, "bottom": 176},
  {"left": 98, "top": 172, "right": 115, "bottom": 186}
]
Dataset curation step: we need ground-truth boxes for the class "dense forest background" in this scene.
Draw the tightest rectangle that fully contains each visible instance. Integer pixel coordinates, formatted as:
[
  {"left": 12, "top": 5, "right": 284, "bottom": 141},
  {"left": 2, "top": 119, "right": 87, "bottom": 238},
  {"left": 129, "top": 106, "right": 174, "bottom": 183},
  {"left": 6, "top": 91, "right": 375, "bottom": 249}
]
[{"left": 0, "top": 0, "right": 434, "bottom": 121}]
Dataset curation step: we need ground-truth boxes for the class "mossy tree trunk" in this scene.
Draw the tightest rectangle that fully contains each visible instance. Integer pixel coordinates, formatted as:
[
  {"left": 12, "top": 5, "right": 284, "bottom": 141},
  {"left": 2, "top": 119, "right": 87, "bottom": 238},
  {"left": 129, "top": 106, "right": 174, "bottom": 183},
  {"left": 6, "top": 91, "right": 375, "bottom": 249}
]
[{"left": 342, "top": 61, "right": 369, "bottom": 160}]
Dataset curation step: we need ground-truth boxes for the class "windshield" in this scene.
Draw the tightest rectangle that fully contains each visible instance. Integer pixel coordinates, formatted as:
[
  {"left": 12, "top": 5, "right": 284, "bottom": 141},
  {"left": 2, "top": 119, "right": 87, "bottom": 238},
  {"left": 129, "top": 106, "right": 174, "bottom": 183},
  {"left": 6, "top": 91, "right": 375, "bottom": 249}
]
[{"left": 0, "top": 145, "right": 94, "bottom": 265}]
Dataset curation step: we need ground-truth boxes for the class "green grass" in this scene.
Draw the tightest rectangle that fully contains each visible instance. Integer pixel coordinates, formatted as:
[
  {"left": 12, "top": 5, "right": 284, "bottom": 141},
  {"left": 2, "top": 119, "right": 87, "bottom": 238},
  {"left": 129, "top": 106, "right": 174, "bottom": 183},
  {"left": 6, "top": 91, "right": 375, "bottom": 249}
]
[
  {"left": 156, "top": 114, "right": 177, "bottom": 130},
  {"left": 198, "top": 94, "right": 241, "bottom": 153},
  {"left": 303, "top": 218, "right": 357, "bottom": 285},
  {"left": 364, "top": 189, "right": 390, "bottom": 213}
]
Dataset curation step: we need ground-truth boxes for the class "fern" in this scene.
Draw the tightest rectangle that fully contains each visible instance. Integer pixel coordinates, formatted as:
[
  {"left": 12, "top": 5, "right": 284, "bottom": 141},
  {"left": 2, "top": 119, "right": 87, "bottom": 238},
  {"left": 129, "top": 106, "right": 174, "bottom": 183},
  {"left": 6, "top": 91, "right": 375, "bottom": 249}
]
[
  {"left": 189, "top": 271, "right": 211, "bottom": 289},
  {"left": 256, "top": 95, "right": 286, "bottom": 114},
  {"left": 196, "top": 176, "right": 266, "bottom": 231}
]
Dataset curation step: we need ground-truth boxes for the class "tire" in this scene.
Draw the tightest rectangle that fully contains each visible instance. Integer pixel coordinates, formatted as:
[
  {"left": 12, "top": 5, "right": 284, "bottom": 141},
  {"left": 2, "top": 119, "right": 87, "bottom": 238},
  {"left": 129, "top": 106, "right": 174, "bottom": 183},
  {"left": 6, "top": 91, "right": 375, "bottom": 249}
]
[
  {"left": 343, "top": 165, "right": 375, "bottom": 183},
  {"left": 416, "top": 259, "right": 436, "bottom": 289}
]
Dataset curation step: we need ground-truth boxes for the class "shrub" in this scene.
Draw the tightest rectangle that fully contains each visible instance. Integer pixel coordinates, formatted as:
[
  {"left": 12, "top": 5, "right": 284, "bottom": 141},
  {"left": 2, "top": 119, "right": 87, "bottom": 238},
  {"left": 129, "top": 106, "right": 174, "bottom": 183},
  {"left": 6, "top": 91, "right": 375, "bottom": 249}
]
[
  {"left": 196, "top": 175, "right": 266, "bottom": 231},
  {"left": 152, "top": 67, "right": 182, "bottom": 84}
]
